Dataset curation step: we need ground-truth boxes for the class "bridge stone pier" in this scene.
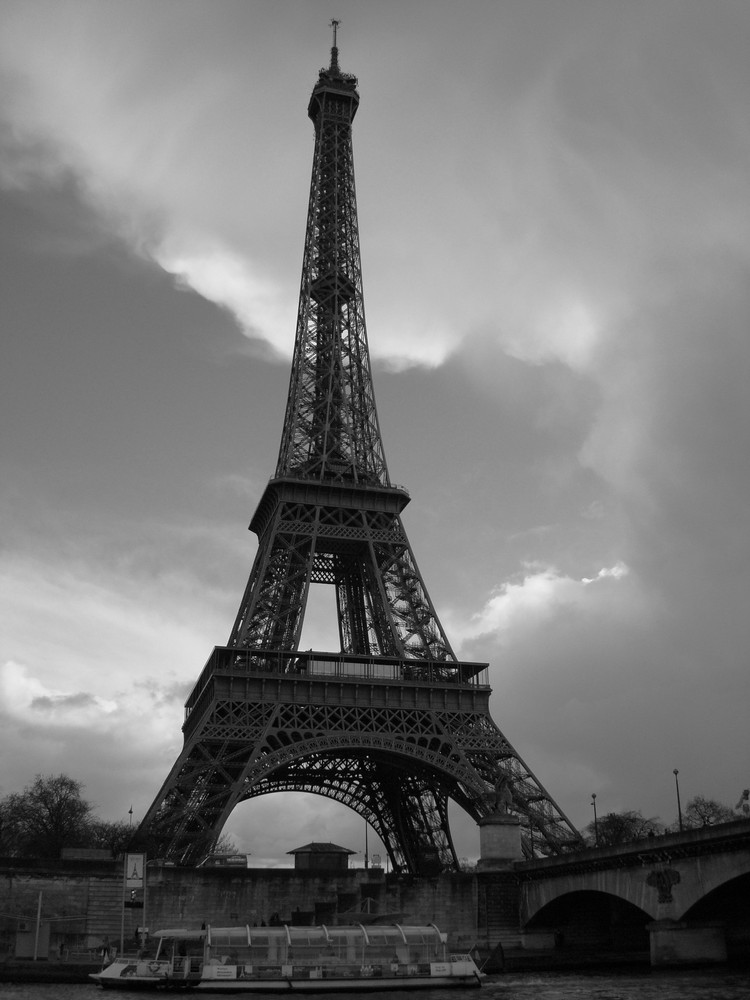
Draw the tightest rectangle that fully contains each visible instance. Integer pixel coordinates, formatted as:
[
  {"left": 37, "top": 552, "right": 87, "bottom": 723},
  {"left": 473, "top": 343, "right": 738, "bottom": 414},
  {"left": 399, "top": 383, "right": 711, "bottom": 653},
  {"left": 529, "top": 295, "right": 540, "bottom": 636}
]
[{"left": 516, "top": 819, "right": 750, "bottom": 966}]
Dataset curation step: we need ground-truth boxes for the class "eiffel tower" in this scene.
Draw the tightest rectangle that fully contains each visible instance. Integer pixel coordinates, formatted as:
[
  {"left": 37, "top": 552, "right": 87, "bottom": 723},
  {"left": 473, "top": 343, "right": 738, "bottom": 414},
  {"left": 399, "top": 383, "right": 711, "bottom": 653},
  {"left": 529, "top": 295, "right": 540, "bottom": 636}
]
[{"left": 138, "top": 28, "right": 581, "bottom": 873}]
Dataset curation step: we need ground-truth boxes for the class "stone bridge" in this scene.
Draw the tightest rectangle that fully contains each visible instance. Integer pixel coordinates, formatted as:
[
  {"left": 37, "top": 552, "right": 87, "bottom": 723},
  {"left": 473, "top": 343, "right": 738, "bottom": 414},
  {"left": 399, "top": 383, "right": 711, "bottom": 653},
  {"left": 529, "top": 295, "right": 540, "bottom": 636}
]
[{"left": 514, "top": 819, "right": 750, "bottom": 965}]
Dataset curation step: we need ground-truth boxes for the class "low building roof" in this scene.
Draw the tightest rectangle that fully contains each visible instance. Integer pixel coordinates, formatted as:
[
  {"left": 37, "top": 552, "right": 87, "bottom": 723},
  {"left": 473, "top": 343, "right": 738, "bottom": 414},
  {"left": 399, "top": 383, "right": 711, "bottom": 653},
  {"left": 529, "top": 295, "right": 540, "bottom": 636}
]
[{"left": 287, "top": 842, "right": 356, "bottom": 855}]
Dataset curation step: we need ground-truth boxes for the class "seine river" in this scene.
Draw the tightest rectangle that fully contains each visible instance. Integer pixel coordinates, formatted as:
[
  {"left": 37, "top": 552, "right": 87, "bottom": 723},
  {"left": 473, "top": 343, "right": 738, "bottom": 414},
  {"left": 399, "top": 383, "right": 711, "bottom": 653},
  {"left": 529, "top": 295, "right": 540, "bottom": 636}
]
[{"left": 3, "top": 969, "right": 750, "bottom": 999}]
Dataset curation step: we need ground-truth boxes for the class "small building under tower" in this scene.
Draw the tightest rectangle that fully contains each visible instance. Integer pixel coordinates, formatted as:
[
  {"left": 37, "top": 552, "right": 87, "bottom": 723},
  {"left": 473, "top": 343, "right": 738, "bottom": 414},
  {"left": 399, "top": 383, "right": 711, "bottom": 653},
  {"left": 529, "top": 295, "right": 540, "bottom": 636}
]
[{"left": 287, "top": 842, "right": 355, "bottom": 872}]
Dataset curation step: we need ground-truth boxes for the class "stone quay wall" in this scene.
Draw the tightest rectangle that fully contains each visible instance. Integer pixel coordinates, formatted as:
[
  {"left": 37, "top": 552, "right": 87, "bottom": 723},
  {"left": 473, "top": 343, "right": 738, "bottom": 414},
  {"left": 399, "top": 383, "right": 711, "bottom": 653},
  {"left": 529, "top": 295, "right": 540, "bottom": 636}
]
[
  {"left": 0, "top": 858, "right": 495, "bottom": 957},
  {"left": 143, "top": 864, "right": 484, "bottom": 945}
]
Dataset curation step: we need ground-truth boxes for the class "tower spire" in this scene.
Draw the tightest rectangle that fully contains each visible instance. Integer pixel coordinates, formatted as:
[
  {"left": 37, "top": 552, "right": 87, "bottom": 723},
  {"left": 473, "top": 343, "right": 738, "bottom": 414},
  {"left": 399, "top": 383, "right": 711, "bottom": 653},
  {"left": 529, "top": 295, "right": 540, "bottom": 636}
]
[{"left": 329, "top": 18, "right": 341, "bottom": 74}]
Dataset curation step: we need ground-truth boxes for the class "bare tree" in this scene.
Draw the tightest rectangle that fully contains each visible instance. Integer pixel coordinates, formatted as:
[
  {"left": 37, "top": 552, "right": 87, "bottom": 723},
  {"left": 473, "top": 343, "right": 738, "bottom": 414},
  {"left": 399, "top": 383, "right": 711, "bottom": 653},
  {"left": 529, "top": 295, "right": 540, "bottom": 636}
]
[
  {"left": 87, "top": 818, "right": 134, "bottom": 857},
  {"left": 1, "top": 774, "right": 92, "bottom": 858},
  {"left": 212, "top": 831, "right": 240, "bottom": 855},
  {"left": 583, "top": 810, "right": 663, "bottom": 846},
  {"left": 682, "top": 795, "right": 734, "bottom": 829}
]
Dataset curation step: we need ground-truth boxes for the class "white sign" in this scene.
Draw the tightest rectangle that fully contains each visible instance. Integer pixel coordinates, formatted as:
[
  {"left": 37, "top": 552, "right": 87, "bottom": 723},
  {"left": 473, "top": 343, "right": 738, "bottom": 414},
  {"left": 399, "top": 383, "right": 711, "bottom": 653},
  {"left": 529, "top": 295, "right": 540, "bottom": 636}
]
[{"left": 126, "top": 853, "right": 145, "bottom": 887}]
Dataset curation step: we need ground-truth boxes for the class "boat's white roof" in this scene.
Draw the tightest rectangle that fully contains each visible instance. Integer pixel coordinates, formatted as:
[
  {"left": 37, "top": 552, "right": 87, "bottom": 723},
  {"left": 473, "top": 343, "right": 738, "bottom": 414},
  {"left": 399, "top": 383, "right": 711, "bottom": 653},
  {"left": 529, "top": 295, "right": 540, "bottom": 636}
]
[
  {"left": 153, "top": 923, "right": 443, "bottom": 944},
  {"left": 153, "top": 928, "right": 206, "bottom": 939}
]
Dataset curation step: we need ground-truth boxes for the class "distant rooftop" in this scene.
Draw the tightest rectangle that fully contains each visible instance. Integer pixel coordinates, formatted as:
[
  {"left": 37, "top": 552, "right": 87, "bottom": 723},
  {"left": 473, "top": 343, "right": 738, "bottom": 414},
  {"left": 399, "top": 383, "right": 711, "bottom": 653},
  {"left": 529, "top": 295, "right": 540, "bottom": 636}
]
[{"left": 287, "top": 842, "right": 356, "bottom": 856}]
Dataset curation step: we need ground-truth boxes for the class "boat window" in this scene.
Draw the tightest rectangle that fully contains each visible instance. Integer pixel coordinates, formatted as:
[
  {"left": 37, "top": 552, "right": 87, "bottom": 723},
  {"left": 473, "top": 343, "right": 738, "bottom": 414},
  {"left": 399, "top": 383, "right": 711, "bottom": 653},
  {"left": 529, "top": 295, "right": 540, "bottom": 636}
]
[{"left": 208, "top": 926, "right": 251, "bottom": 947}]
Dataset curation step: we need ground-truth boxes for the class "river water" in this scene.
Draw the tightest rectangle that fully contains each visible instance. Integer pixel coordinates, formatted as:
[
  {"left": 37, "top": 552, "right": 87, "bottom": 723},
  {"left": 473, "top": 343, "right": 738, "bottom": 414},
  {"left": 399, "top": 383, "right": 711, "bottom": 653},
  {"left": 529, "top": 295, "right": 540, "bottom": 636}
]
[{"left": 3, "top": 969, "right": 750, "bottom": 999}]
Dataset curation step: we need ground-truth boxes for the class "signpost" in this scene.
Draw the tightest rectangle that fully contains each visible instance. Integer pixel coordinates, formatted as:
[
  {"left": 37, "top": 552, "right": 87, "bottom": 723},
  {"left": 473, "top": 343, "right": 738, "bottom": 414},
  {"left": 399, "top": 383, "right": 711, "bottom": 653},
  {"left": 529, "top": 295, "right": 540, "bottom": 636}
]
[{"left": 121, "top": 853, "right": 146, "bottom": 956}]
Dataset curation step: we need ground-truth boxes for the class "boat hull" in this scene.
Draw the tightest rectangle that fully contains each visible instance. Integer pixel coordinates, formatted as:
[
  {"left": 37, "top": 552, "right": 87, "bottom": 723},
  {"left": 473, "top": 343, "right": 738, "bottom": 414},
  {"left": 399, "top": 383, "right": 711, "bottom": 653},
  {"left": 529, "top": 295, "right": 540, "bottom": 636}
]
[
  {"left": 195, "top": 973, "right": 482, "bottom": 991},
  {"left": 91, "top": 977, "right": 481, "bottom": 993},
  {"left": 91, "top": 966, "right": 482, "bottom": 992},
  {"left": 90, "top": 958, "right": 198, "bottom": 990},
  {"left": 193, "top": 958, "right": 482, "bottom": 992}
]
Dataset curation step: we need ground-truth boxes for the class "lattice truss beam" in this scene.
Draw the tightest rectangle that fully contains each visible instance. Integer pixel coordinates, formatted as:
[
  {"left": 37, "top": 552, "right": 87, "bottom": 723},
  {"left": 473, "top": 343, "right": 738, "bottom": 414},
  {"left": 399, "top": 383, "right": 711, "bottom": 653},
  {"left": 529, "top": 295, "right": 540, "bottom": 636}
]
[
  {"left": 141, "top": 689, "right": 580, "bottom": 869},
  {"left": 277, "top": 76, "right": 386, "bottom": 487},
  {"left": 228, "top": 499, "right": 454, "bottom": 662}
]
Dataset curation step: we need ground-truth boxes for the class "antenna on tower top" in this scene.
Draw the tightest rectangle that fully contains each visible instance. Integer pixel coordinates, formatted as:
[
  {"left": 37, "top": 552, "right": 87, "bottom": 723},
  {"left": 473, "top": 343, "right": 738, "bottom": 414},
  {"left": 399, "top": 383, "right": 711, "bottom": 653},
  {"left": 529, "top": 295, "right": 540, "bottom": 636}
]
[{"left": 329, "top": 17, "right": 341, "bottom": 73}]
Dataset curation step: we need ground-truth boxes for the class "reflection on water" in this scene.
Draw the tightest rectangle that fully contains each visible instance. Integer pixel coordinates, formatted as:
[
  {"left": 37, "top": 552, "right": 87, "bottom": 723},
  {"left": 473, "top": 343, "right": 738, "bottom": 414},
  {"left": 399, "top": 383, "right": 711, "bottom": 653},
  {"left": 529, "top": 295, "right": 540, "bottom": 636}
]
[
  {"left": 494, "top": 970, "right": 750, "bottom": 999},
  {"left": 2, "top": 969, "right": 750, "bottom": 999}
]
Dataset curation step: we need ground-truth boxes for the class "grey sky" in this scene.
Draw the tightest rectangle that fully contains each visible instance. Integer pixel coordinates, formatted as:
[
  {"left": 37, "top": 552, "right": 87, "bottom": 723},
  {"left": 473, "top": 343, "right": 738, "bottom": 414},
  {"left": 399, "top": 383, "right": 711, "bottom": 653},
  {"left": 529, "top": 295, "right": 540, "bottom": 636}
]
[{"left": 1, "top": 0, "right": 749, "bottom": 864}]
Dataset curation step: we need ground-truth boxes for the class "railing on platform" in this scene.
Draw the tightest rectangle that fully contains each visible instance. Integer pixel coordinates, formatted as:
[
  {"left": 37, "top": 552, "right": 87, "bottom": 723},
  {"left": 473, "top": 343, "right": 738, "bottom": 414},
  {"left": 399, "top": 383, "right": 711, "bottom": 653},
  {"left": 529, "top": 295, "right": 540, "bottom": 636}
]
[{"left": 185, "top": 647, "right": 489, "bottom": 719}]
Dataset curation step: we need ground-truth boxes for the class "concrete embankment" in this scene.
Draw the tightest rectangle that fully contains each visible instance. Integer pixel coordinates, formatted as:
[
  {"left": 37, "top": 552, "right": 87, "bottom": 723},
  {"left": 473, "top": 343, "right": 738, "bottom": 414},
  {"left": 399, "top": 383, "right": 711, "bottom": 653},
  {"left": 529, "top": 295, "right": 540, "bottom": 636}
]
[{"left": 0, "top": 958, "right": 101, "bottom": 983}]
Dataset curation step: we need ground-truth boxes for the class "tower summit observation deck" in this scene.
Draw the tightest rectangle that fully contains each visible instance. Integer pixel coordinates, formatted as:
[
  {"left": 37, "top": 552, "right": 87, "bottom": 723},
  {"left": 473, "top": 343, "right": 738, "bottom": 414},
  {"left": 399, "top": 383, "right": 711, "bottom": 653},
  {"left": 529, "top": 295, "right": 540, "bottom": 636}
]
[{"left": 137, "top": 28, "right": 582, "bottom": 873}]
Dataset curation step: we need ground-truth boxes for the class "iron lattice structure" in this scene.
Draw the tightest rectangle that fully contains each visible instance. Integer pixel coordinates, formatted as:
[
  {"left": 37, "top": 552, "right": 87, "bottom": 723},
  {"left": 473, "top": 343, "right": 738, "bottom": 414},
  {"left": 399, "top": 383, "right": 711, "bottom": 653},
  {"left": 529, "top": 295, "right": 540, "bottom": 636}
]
[{"left": 138, "top": 38, "right": 582, "bottom": 872}]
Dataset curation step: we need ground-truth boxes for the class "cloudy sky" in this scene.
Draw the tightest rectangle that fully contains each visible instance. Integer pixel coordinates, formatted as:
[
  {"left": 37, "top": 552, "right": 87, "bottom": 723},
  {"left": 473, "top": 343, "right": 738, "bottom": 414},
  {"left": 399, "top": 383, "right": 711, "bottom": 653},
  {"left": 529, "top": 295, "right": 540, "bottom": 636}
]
[{"left": 2, "top": 0, "right": 749, "bottom": 866}]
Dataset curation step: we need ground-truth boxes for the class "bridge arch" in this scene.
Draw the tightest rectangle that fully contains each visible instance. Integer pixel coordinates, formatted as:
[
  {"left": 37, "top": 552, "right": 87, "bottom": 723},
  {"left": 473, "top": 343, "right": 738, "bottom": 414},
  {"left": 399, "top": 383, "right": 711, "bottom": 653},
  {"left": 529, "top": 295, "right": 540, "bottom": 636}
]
[
  {"left": 521, "top": 869, "right": 661, "bottom": 925},
  {"left": 680, "top": 871, "right": 750, "bottom": 961},
  {"left": 521, "top": 831, "right": 750, "bottom": 947},
  {"left": 673, "top": 858, "right": 750, "bottom": 921},
  {"left": 524, "top": 889, "right": 650, "bottom": 953}
]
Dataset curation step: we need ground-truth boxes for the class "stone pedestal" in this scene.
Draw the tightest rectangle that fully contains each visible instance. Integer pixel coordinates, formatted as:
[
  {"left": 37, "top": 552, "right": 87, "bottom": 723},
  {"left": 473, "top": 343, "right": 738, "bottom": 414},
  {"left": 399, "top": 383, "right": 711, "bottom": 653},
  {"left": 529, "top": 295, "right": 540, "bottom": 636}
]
[{"left": 476, "top": 813, "right": 522, "bottom": 870}]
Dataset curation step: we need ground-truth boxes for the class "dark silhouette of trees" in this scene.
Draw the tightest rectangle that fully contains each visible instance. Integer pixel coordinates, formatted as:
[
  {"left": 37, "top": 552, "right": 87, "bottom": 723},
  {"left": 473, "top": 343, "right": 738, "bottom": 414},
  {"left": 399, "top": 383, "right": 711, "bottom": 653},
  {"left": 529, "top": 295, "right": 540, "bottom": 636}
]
[
  {"left": 1, "top": 774, "right": 93, "bottom": 858},
  {"left": 0, "top": 773, "right": 243, "bottom": 860},
  {"left": 87, "top": 818, "right": 134, "bottom": 857},
  {"left": 0, "top": 800, "right": 14, "bottom": 855},
  {"left": 583, "top": 810, "right": 663, "bottom": 846},
  {"left": 581, "top": 796, "right": 737, "bottom": 846},
  {"left": 682, "top": 795, "right": 734, "bottom": 829}
]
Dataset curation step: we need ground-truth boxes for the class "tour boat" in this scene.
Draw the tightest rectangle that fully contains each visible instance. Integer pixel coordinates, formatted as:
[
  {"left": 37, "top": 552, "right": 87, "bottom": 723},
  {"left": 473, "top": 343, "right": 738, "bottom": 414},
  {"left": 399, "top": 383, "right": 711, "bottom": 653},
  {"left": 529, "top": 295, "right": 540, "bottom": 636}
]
[
  {"left": 89, "top": 927, "right": 205, "bottom": 990},
  {"left": 90, "top": 922, "right": 484, "bottom": 991}
]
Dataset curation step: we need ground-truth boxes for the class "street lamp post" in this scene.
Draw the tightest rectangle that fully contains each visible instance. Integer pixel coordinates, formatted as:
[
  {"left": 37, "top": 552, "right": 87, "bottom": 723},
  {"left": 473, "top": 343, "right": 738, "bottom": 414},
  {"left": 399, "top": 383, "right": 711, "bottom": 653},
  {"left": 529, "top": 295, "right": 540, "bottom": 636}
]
[
  {"left": 591, "top": 793, "right": 599, "bottom": 846},
  {"left": 673, "top": 769, "right": 683, "bottom": 832}
]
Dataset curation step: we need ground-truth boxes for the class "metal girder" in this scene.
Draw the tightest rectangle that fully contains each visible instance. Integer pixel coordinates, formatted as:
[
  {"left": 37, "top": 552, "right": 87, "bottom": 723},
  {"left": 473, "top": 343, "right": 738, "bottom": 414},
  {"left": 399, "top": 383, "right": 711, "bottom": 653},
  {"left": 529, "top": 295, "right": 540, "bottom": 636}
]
[{"left": 228, "top": 495, "right": 456, "bottom": 661}]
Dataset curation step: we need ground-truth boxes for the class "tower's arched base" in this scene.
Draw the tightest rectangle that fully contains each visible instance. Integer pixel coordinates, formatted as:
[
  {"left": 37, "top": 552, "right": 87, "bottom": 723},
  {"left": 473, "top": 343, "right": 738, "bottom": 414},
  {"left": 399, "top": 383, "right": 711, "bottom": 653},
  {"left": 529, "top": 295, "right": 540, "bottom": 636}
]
[{"left": 137, "top": 648, "right": 581, "bottom": 869}]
